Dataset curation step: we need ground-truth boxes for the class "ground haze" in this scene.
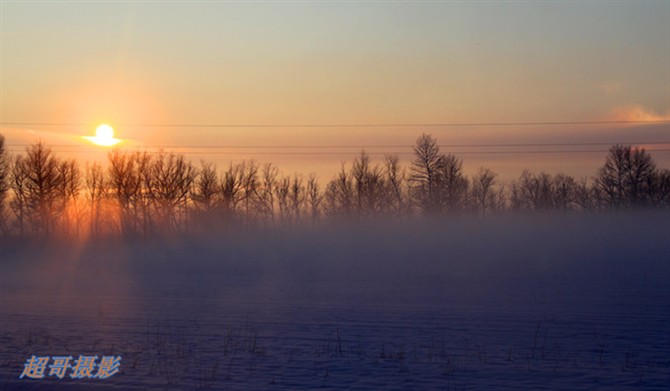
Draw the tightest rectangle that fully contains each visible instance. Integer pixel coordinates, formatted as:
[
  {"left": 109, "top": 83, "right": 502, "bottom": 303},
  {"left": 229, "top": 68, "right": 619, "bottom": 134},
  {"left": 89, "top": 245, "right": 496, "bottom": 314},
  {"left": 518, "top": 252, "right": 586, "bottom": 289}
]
[{"left": 1, "top": 212, "right": 668, "bottom": 389}]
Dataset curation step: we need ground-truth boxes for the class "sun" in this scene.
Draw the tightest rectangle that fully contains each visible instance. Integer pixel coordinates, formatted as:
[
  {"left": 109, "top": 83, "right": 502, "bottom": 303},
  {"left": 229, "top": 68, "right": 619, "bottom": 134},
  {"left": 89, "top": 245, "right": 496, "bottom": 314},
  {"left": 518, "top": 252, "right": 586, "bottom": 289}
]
[{"left": 85, "top": 124, "right": 121, "bottom": 146}]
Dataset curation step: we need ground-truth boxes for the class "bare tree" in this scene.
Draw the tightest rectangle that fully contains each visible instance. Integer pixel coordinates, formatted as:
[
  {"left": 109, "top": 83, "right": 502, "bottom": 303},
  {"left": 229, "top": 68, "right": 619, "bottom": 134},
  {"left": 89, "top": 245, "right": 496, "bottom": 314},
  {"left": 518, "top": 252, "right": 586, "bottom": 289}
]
[
  {"left": 272, "top": 173, "right": 307, "bottom": 225},
  {"left": 384, "top": 154, "right": 408, "bottom": 215},
  {"left": 324, "top": 164, "right": 355, "bottom": 218},
  {"left": 192, "top": 161, "right": 220, "bottom": 211},
  {"left": 648, "top": 168, "right": 670, "bottom": 208},
  {"left": 258, "top": 163, "right": 278, "bottom": 225},
  {"left": 26, "top": 142, "right": 62, "bottom": 233},
  {"left": 510, "top": 171, "right": 581, "bottom": 211},
  {"left": 437, "top": 153, "right": 468, "bottom": 213},
  {"left": 239, "top": 161, "right": 259, "bottom": 223},
  {"left": 57, "top": 158, "right": 82, "bottom": 234},
  {"left": 551, "top": 173, "right": 577, "bottom": 211},
  {"left": 275, "top": 176, "right": 290, "bottom": 224},
  {"left": 9, "top": 142, "right": 63, "bottom": 235},
  {"left": 306, "top": 173, "right": 322, "bottom": 223},
  {"left": 85, "top": 162, "right": 107, "bottom": 235},
  {"left": 220, "top": 162, "right": 245, "bottom": 222},
  {"left": 410, "top": 134, "right": 468, "bottom": 214},
  {"left": 410, "top": 134, "right": 443, "bottom": 214},
  {"left": 0, "top": 135, "right": 8, "bottom": 233},
  {"left": 351, "top": 152, "right": 387, "bottom": 215},
  {"left": 148, "top": 151, "right": 195, "bottom": 231},
  {"left": 595, "top": 145, "right": 656, "bottom": 209},
  {"left": 9, "top": 156, "right": 28, "bottom": 234},
  {"left": 289, "top": 175, "right": 305, "bottom": 223},
  {"left": 471, "top": 167, "right": 502, "bottom": 216},
  {"left": 3, "top": 137, "right": 670, "bottom": 236},
  {"left": 108, "top": 150, "right": 151, "bottom": 236},
  {"left": 574, "top": 178, "right": 598, "bottom": 211},
  {"left": 511, "top": 171, "right": 553, "bottom": 211}
]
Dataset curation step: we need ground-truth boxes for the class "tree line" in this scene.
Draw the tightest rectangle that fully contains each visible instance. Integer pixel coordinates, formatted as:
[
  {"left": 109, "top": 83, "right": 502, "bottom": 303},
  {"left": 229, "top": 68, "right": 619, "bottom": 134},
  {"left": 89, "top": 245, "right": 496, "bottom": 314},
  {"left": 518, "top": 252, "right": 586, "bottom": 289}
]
[{"left": 0, "top": 133, "right": 668, "bottom": 237}]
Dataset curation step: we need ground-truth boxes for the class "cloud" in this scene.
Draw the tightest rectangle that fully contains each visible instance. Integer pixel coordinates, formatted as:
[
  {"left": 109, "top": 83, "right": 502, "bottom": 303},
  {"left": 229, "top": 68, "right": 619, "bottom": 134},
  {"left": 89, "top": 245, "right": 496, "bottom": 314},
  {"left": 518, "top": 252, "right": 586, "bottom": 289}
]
[{"left": 608, "top": 105, "right": 670, "bottom": 122}]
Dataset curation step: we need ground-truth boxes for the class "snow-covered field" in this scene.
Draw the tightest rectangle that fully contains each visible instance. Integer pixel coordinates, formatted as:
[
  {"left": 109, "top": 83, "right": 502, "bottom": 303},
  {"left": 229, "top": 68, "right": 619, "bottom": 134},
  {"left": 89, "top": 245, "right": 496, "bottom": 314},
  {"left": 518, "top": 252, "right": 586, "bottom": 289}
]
[{"left": 1, "top": 212, "right": 669, "bottom": 390}]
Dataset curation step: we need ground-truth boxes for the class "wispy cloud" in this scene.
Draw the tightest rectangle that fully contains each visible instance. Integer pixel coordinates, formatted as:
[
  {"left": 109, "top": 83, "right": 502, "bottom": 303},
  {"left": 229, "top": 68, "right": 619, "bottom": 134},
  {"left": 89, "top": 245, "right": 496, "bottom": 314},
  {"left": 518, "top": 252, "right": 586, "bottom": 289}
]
[{"left": 608, "top": 105, "right": 670, "bottom": 122}]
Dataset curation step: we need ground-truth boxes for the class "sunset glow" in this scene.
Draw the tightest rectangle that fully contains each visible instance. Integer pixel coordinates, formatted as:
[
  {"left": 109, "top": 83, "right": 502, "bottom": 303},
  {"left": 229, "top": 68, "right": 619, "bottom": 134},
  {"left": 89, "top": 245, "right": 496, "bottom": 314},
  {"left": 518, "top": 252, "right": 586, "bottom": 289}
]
[
  {"left": 1, "top": 2, "right": 668, "bottom": 178},
  {"left": 84, "top": 124, "right": 121, "bottom": 147},
  {"left": 1, "top": 3, "right": 669, "bottom": 390}
]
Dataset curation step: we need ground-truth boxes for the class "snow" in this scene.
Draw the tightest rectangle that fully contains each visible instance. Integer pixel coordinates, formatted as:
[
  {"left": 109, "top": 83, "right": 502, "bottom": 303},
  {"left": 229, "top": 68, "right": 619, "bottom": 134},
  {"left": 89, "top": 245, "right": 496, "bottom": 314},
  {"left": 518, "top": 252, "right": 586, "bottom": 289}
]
[{"left": 1, "top": 211, "right": 669, "bottom": 390}]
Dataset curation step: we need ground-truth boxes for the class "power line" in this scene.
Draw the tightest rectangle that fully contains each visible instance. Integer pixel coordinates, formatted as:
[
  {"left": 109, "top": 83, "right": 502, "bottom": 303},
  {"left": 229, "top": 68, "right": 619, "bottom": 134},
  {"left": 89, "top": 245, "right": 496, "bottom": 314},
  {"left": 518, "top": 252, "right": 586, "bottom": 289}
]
[
  {"left": 2, "top": 119, "right": 669, "bottom": 128},
  {"left": 5, "top": 148, "right": 670, "bottom": 156},
  {"left": 6, "top": 141, "right": 670, "bottom": 149},
  {"left": 139, "top": 149, "right": 670, "bottom": 156}
]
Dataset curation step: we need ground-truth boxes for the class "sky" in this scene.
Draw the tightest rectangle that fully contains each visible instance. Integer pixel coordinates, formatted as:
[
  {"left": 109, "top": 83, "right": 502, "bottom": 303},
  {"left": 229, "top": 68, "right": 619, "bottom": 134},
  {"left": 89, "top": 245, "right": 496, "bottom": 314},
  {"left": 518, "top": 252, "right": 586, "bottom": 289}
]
[{"left": 1, "top": 0, "right": 669, "bottom": 181}]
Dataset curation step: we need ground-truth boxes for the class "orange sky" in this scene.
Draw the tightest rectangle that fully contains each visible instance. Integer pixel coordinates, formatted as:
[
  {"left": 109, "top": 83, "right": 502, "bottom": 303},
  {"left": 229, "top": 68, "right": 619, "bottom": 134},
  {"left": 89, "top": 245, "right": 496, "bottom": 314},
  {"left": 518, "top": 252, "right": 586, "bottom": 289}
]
[{"left": 1, "top": 2, "right": 668, "bottom": 181}]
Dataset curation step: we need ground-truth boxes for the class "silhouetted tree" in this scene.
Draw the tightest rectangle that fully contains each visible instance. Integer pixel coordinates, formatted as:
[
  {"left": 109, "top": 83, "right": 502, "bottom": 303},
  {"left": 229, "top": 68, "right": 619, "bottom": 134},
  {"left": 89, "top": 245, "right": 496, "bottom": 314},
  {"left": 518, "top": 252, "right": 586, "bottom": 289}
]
[
  {"left": 10, "top": 142, "right": 63, "bottom": 234},
  {"left": 220, "top": 162, "right": 245, "bottom": 222},
  {"left": 595, "top": 145, "right": 656, "bottom": 209},
  {"left": 258, "top": 163, "right": 278, "bottom": 225},
  {"left": 511, "top": 171, "right": 579, "bottom": 211},
  {"left": 511, "top": 171, "right": 553, "bottom": 211},
  {"left": 471, "top": 167, "right": 504, "bottom": 216},
  {"left": 574, "top": 178, "right": 598, "bottom": 211},
  {"left": 108, "top": 150, "right": 151, "bottom": 236},
  {"left": 306, "top": 173, "right": 322, "bottom": 223},
  {"left": 275, "top": 176, "right": 290, "bottom": 224},
  {"left": 648, "top": 168, "right": 670, "bottom": 208},
  {"left": 324, "top": 164, "right": 355, "bottom": 218},
  {"left": 273, "top": 173, "right": 309, "bottom": 225},
  {"left": 410, "top": 134, "right": 468, "bottom": 214},
  {"left": 148, "top": 151, "right": 195, "bottom": 231},
  {"left": 239, "top": 161, "right": 259, "bottom": 223},
  {"left": 289, "top": 175, "right": 305, "bottom": 222},
  {"left": 2, "top": 136, "right": 670, "bottom": 237},
  {"left": 551, "top": 173, "right": 578, "bottom": 211},
  {"left": 192, "top": 160, "right": 219, "bottom": 211},
  {"left": 410, "top": 134, "right": 443, "bottom": 214},
  {"left": 0, "top": 135, "right": 8, "bottom": 232},
  {"left": 323, "top": 152, "right": 396, "bottom": 219},
  {"left": 437, "top": 153, "right": 468, "bottom": 212},
  {"left": 57, "top": 158, "right": 82, "bottom": 234},
  {"left": 352, "top": 152, "right": 387, "bottom": 215},
  {"left": 9, "top": 156, "right": 28, "bottom": 234},
  {"left": 85, "top": 162, "right": 107, "bottom": 235},
  {"left": 384, "top": 154, "right": 409, "bottom": 215}
]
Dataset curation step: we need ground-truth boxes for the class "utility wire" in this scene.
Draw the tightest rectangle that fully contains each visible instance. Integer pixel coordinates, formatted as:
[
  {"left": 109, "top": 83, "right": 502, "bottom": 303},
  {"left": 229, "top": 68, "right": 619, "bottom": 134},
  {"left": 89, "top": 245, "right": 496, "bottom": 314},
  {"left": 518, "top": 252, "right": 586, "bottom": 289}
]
[
  {"left": 5, "top": 148, "right": 670, "bottom": 156},
  {"left": 6, "top": 141, "right": 670, "bottom": 149},
  {"left": 1, "top": 119, "right": 669, "bottom": 128}
]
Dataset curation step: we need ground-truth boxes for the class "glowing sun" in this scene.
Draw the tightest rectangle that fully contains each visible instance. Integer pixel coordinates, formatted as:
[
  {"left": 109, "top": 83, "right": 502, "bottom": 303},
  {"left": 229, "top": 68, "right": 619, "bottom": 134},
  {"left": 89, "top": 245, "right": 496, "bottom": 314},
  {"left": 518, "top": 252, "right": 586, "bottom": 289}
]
[{"left": 85, "top": 124, "right": 121, "bottom": 146}]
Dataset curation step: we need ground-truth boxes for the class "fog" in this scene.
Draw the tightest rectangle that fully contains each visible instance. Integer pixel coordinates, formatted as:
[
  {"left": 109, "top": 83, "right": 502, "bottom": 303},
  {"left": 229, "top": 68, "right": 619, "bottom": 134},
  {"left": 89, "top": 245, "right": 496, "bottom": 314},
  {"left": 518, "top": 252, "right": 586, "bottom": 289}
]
[
  {"left": 2, "top": 211, "right": 669, "bottom": 389},
  {"left": 3, "top": 211, "right": 669, "bottom": 314}
]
